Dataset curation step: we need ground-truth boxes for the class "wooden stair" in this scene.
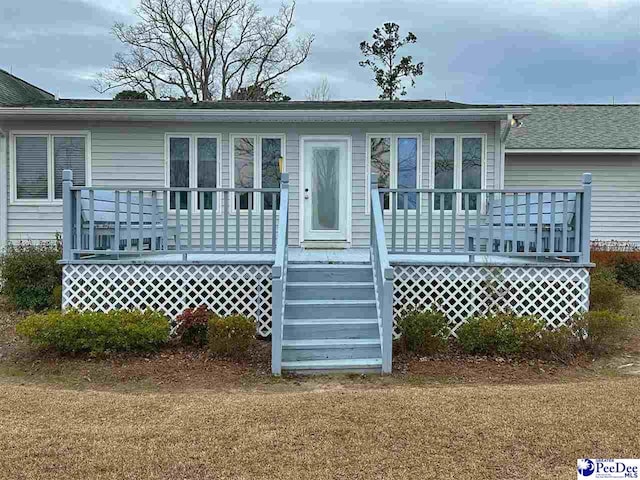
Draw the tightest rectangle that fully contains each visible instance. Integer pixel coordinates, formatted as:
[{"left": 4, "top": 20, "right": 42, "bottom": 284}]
[{"left": 281, "top": 263, "right": 382, "bottom": 374}]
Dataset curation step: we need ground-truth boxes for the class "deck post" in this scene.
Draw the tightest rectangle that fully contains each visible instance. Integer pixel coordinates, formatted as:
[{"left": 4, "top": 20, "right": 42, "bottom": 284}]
[
  {"left": 580, "top": 173, "right": 592, "bottom": 263},
  {"left": 62, "top": 169, "right": 73, "bottom": 261}
]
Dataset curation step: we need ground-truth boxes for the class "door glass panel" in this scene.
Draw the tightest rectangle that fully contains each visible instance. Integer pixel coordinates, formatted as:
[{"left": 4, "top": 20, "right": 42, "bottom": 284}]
[
  {"left": 261, "top": 137, "right": 282, "bottom": 210},
  {"left": 312, "top": 146, "right": 339, "bottom": 230},
  {"left": 234, "top": 137, "right": 254, "bottom": 209},
  {"left": 169, "top": 137, "right": 190, "bottom": 209},
  {"left": 197, "top": 137, "right": 217, "bottom": 209},
  {"left": 462, "top": 137, "right": 482, "bottom": 210},
  {"left": 397, "top": 137, "right": 418, "bottom": 209},
  {"left": 370, "top": 137, "right": 391, "bottom": 209},
  {"left": 434, "top": 137, "right": 454, "bottom": 210}
]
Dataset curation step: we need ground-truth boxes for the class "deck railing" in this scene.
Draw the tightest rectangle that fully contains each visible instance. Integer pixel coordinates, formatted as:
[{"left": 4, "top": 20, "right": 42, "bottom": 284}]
[
  {"left": 378, "top": 173, "right": 592, "bottom": 263},
  {"left": 271, "top": 173, "right": 289, "bottom": 375},
  {"left": 61, "top": 169, "right": 284, "bottom": 261},
  {"left": 370, "top": 173, "right": 394, "bottom": 374}
]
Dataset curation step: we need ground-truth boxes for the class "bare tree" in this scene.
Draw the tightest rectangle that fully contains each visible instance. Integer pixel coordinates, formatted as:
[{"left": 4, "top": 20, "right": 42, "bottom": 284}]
[
  {"left": 95, "top": 0, "right": 313, "bottom": 101},
  {"left": 305, "top": 77, "right": 332, "bottom": 101}
]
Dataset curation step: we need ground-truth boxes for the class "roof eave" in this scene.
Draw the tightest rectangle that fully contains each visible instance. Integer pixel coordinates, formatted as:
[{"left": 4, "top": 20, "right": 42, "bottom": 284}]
[{"left": 506, "top": 148, "right": 640, "bottom": 154}]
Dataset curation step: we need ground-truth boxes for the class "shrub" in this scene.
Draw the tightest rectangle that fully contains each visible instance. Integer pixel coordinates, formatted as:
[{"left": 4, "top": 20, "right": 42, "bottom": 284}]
[
  {"left": 457, "top": 312, "right": 547, "bottom": 356},
  {"left": 589, "top": 270, "right": 625, "bottom": 312},
  {"left": 397, "top": 309, "right": 449, "bottom": 355},
  {"left": 16, "top": 310, "right": 169, "bottom": 353},
  {"left": 207, "top": 314, "right": 255, "bottom": 358},
  {"left": 176, "top": 305, "right": 212, "bottom": 346},
  {"left": 572, "top": 310, "right": 633, "bottom": 355},
  {"left": 614, "top": 259, "right": 640, "bottom": 290},
  {"left": 0, "top": 240, "right": 62, "bottom": 311},
  {"left": 534, "top": 326, "right": 574, "bottom": 363}
]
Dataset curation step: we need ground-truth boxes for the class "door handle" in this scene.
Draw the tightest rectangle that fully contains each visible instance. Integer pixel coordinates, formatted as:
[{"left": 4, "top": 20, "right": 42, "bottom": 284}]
[{"left": 304, "top": 188, "right": 310, "bottom": 199}]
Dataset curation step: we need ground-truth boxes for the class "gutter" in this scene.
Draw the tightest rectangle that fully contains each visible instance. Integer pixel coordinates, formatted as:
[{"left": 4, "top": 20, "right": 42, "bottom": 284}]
[
  {"left": 0, "top": 106, "right": 532, "bottom": 122},
  {"left": 506, "top": 148, "right": 640, "bottom": 154}
]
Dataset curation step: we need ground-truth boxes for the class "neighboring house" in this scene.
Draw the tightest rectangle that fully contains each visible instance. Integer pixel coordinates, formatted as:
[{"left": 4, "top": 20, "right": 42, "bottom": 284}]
[
  {"left": 505, "top": 105, "right": 640, "bottom": 244},
  {"left": 0, "top": 72, "right": 594, "bottom": 374},
  {"left": 0, "top": 69, "right": 54, "bottom": 105}
]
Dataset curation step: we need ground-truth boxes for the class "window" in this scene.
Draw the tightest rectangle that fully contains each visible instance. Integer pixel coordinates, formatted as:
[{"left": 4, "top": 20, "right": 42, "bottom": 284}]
[
  {"left": 367, "top": 134, "right": 421, "bottom": 211},
  {"left": 231, "top": 134, "right": 285, "bottom": 210},
  {"left": 12, "top": 133, "right": 89, "bottom": 203},
  {"left": 166, "top": 134, "right": 220, "bottom": 210},
  {"left": 431, "top": 134, "right": 485, "bottom": 212}
]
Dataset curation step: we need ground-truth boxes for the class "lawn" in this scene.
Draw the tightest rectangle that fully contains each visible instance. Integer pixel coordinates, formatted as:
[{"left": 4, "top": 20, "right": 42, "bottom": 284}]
[{"left": 1, "top": 295, "right": 640, "bottom": 479}]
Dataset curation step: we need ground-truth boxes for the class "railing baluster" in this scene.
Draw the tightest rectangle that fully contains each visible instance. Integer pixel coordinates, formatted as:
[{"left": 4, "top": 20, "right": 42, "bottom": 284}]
[
  {"left": 211, "top": 192, "right": 217, "bottom": 252},
  {"left": 512, "top": 193, "right": 518, "bottom": 254},
  {"left": 562, "top": 192, "right": 568, "bottom": 254},
  {"left": 403, "top": 193, "right": 408, "bottom": 253},
  {"left": 138, "top": 191, "right": 144, "bottom": 251},
  {"left": 439, "top": 193, "right": 444, "bottom": 252},
  {"left": 574, "top": 191, "right": 582, "bottom": 254},
  {"left": 550, "top": 192, "right": 556, "bottom": 253},
  {"left": 152, "top": 191, "right": 157, "bottom": 251},
  {"left": 187, "top": 190, "right": 192, "bottom": 251},
  {"left": 126, "top": 191, "right": 132, "bottom": 250},
  {"left": 223, "top": 191, "right": 229, "bottom": 253},
  {"left": 89, "top": 190, "right": 95, "bottom": 251},
  {"left": 271, "top": 193, "right": 277, "bottom": 253},
  {"left": 415, "top": 192, "right": 421, "bottom": 252},
  {"left": 260, "top": 192, "right": 265, "bottom": 253},
  {"left": 163, "top": 191, "right": 168, "bottom": 251},
  {"left": 248, "top": 192, "right": 253, "bottom": 252},
  {"left": 451, "top": 192, "right": 457, "bottom": 253},
  {"left": 488, "top": 193, "right": 494, "bottom": 254},
  {"left": 75, "top": 190, "right": 82, "bottom": 251},
  {"left": 537, "top": 192, "right": 543, "bottom": 255},
  {"left": 464, "top": 193, "right": 470, "bottom": 252},
  {"left": 114, "top": 190, "right": 120, "bottom": 253},
  {"left": 500, "top": 193, "right": 506, "bottom": 253},
  {"left": 427, "top": 192, "right": 432, "bottom": 252},
  {"left": 525, "top": 192, "right": 531, "bottom": 253},
  {"left": 175, "top": 192, "right": 181, "bottom": 253},
  {"left": 199, "top": 191, "right": 204, "bottom": 251},
  {"left": 475, "top": 193, "right": 481, "bottom": 254},
  {"left": 391, "top": 192, "right": 397, "bottom": 253},
  {"left": 235, "top": 192, "right": 241, "bottom": 252}
]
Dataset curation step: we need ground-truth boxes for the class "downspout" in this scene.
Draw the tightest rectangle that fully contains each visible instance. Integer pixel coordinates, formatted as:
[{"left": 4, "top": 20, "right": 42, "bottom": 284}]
[{"left": 0, "top": 126, "right": 7, "bottom": 251}]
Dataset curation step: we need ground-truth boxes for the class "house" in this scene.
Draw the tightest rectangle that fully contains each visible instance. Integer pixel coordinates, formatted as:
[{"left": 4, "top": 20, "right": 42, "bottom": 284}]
[
  {"left": 505, "top": 105, "right": 640, "bottom": 245},
  {"left": 0, "top": 72, "right": 593, "bottom": 374}
]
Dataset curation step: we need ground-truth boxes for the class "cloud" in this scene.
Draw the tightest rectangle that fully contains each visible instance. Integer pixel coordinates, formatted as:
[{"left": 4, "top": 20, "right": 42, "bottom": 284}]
[{"left": 0, "top": 0, "right": 637, "bottom": 103}]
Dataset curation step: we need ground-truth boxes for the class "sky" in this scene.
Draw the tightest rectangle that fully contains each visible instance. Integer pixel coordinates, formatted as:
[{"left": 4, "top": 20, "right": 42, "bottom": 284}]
[{"left": 1, "top": 0, "right": 639, "bottom": 104}]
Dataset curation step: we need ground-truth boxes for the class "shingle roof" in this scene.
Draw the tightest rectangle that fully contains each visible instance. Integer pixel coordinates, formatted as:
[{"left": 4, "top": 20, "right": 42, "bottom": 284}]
[
  {"left": 2, "top": 98, "right": 504, "bottom": 110},
  {"left": 506, "top": 105, "right": 640, "bottom": 150},
  {"left": 0, "top": 69, "right": 54, "bottom": 105}
]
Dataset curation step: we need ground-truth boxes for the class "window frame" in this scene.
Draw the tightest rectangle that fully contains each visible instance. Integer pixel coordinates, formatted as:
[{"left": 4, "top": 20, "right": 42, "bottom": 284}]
[
  {"left": 365, "top": 133, "right": 422, "bottom": 214},
  {"left": 10, "top": 130, "right": 91, "bottom": 205},
  {"left": 164, "top": 133, "right": 222, "bottom": 212},
  {"left": 430, "top": 133, "right": 487, "bottom": 214},
  {"left": 229, "top": 133, "right": 286, "bottom": 213}
]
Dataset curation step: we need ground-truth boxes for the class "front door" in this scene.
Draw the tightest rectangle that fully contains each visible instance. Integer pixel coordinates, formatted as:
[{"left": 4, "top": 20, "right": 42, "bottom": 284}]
[{"left": 302, "top": 138, "right": 349, "bottom": 242}]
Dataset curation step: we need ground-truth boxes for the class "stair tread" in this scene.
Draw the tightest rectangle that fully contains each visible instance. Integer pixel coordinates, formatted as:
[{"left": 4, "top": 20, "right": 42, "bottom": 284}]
[
  {"left": 284, "top": 318, "right": 378, "bottom": 325},
  {"left": 282, "top": 358, "right": 382, "bottom": 369},
  {"left": 285, "top": 299, "right": 376, "bottom": 305},
  {"left": 287, "top": 281, "right": 374, "bottom": 287},
  {"left": 288, "top": 263, "right": 371, "bottom": 270},
  {"left": 283, "top": 338, "right": 380, "bottom": 348}
]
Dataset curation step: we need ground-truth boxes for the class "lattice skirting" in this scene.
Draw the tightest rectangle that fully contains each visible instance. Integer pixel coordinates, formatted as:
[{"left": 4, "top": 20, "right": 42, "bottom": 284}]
[
  {"left": 393, "top": 265, "right": 590, "bottom": 337},
  {"left": 62, "top": 264, "right": 273, "bottom": 337}
]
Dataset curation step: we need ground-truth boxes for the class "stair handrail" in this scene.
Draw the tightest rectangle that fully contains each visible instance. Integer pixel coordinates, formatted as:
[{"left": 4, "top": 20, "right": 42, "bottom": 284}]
[
  {"left": 370, "top": 173, "right": 393, "bottom": 374},
  {"left": 271, "top": 173, "right": 289, "bottom": 375}
]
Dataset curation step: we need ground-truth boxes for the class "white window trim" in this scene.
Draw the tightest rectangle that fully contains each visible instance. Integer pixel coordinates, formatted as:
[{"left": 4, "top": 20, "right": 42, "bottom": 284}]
[
  {"left": 164, "top": 133, "right": 222, "bottom": 212},
  {"left": 430, "top": 133, "right": 487, "bottom": 214},
  {"left": 365, "top": 133, "right": 422, "bottom": 214},
  {"left": 10, "top": 130, "right": 91, "bottom": 205},
  {"left": 229, "top": 133, "right": 286, "bottom": 213}
]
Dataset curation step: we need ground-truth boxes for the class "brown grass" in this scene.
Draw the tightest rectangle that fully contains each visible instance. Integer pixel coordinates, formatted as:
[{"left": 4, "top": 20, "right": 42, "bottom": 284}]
[{"left": 0, "top": 378, "right": 639, "bottom": 480}]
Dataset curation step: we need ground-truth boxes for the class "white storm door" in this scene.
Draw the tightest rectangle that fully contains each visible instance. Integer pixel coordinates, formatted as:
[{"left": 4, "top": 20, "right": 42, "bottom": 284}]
[{"left": 302, "top": 138, "right": 349, "bottom": 241}]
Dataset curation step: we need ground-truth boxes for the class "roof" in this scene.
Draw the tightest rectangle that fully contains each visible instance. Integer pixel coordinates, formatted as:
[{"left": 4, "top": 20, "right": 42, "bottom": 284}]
[
  {"left": 0, "top": 69, "right": 54, "bottom": 105},
  {"left": 506, "top": 104, "right": 640, "bottom": 150},
  {"left": 4, "top": 98, "right": 498, "bottom": 110}
]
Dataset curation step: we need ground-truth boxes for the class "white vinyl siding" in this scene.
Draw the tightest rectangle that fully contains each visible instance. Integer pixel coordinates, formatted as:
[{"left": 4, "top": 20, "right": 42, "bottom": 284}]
[
  {"left": 505, "top": 153, "right": 640, "bottom": 244},
  {"left": 4, "top": 120, "right": 500, "bottom": 246}
]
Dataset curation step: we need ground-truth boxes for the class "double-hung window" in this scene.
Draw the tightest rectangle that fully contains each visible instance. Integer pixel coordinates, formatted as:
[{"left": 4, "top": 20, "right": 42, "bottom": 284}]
[
  {"left": 11, "top": 132, "right": 89, "bottom": 203},
  {"left": 231, "top": 134, "right": 285, "bottom": 211},
  {"left": 431, "top": 134, "right": 485, "bottom": 212},
  {"left": 166, "top": 134, "right": 221, "bottom": 210},
  {"left": 367, "top": 134, "right": 421, "bottom": 211}
]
